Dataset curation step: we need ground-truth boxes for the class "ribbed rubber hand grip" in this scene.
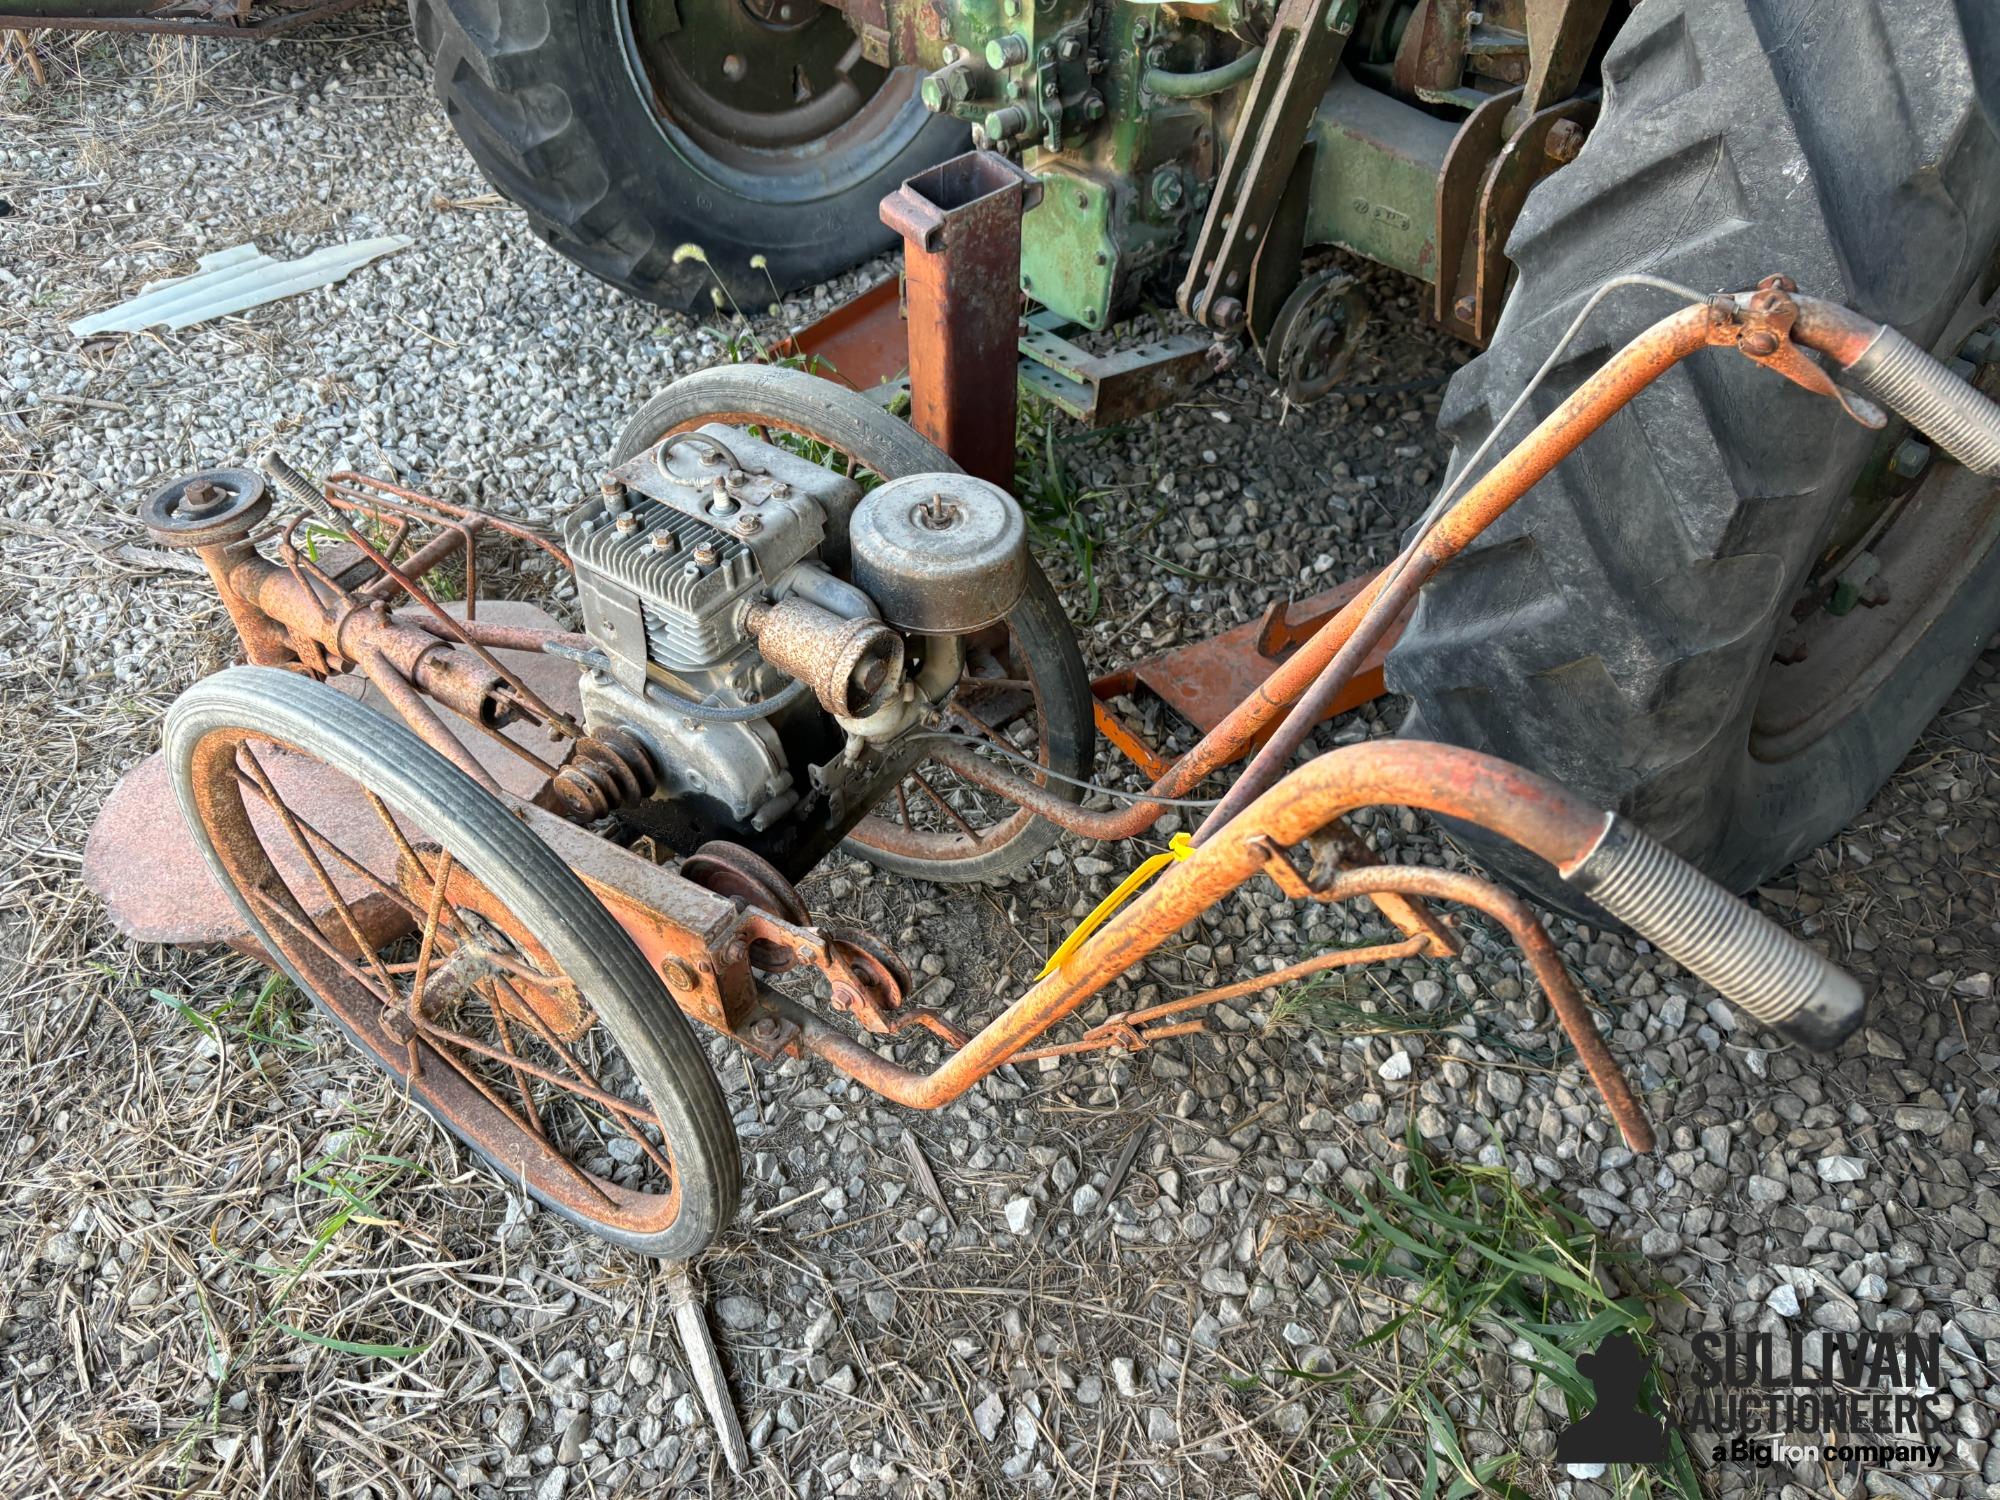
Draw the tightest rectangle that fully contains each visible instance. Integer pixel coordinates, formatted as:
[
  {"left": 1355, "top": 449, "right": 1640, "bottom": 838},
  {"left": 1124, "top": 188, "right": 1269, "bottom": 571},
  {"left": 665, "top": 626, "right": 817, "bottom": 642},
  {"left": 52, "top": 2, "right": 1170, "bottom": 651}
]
[
  {"left": 1847, "top": 326, "right": 2000, "bottom": 477},
  {"left": 1564, "top": 816, "right": 1866, "bottom": 1049},
  {"left": 260, "top": 450, "right": 341, "bottom": 524}
]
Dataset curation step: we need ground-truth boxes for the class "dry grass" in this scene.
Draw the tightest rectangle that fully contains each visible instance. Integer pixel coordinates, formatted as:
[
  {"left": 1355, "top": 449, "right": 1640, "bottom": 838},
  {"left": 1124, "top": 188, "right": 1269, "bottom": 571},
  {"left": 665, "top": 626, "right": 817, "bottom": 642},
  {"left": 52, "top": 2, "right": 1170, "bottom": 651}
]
[{"left": 8, "top": 24, "right": 1997, "bottom": 1500}]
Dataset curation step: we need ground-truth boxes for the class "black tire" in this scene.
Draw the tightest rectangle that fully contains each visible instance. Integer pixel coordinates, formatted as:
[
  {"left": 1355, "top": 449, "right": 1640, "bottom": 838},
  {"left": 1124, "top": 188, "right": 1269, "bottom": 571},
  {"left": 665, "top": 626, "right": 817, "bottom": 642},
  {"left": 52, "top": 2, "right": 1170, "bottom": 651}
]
[
  {"left": 612, "top": 365, "right": 1095, "bottom": 883},
  {"left": 167, "top": 667, "right": 740, "bottom": 1258},
  {"left": 1387, "top": 0, "right": 2000, "bottom": 910},
  {"left": 406, "top": 0, "right": 967, "bottom": 311}
]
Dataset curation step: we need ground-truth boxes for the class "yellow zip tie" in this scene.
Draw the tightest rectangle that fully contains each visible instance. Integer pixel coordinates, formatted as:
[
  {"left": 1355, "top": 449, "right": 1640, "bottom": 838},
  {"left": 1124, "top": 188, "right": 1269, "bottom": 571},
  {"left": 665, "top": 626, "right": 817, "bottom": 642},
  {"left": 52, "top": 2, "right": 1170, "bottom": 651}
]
[{"left": 1037, "top": 832, "right": 1194, "bottom": 981}]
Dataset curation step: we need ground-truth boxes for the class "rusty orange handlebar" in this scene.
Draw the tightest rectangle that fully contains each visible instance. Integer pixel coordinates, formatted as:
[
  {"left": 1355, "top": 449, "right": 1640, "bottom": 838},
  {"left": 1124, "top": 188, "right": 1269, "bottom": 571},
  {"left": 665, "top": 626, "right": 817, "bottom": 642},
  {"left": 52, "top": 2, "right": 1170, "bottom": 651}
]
[{"left": 752, "top": 738, "right": 1649, "bottom": 1137}]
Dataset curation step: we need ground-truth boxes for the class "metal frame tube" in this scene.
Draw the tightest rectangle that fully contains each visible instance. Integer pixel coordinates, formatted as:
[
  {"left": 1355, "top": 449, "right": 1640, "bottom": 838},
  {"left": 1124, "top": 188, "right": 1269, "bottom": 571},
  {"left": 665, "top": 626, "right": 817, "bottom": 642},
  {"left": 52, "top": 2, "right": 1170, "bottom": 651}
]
[
  {"left": 943, "top": 301, "right": 1721, "bottom": 843},
  {"left": 880, "top": 152, "right": 1043, "bottom": 489},
  {"left": 753, "top": 739, "right": 1617, "bottom": 1109}
]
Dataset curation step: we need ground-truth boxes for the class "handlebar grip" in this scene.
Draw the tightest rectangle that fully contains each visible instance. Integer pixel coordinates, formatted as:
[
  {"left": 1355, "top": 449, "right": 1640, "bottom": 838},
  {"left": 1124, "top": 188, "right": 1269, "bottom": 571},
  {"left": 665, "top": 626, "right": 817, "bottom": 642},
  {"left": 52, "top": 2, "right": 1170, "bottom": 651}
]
[
  {"left": 1563, "top": 816, "right": 1866, "bottom": 1049},
  {"left": 1846, "top": 325, "right": 2000, "bottom": 478}
]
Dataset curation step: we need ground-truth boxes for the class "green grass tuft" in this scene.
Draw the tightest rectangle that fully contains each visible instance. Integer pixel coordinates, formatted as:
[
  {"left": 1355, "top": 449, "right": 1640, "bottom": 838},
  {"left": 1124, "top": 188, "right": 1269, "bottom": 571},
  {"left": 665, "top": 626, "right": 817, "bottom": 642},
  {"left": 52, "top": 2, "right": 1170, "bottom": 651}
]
[
  {"left": 1267, "top": 1127, "right": 1701, "bottom": 1499},
  {"left": 1266, "top": 965, "right": 1471, "bottom": 1041},
  {"left": 1014, "top": 400, "right": 1105, "bottom": 620}
]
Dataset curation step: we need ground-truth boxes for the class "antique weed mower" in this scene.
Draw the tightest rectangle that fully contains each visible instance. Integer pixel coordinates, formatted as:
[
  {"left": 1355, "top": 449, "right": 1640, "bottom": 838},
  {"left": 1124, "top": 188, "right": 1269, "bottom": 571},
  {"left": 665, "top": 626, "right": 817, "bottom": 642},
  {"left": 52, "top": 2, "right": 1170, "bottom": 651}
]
[{"left": 85, "top": 268, "right": 2000, "bottom": 1256}]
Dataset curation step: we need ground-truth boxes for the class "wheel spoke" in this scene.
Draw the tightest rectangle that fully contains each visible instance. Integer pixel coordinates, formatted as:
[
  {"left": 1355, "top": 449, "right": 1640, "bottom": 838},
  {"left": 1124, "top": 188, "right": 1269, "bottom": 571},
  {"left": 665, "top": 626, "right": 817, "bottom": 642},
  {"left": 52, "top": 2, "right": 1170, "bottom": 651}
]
[
  {"left": 407, "top": 851, "right": 455, "bottom": 1022},
  {"left": 237, "top": 745, "right": 407, "bottom": 1000},
  {"left": 240, "top": 883, "right": 403, "bottom": 1012},
  {"left": 947, "top": 697, "right": 1033, "bottom": 754},
  {"left": 486, "top": 976, "right": 678, "bottom": 1179},
  {"left": 183, "top": 676, "right": 713, "bottom": 1244},
  {"left": 245, "top": 779, "right": 657, "bottom": 1194},
  {"left": 412, "top": 1013, "right": 656, "bottom": 1130},
  {"left": 491, "top": 1003, "right": 544, "bottom": 1139},
  {"left": 909, "top": 767, "right": 981, "bottom": 842},
  {"left": 234, "top": 769, "right": 435, "bottom": 928},
  {"left": 410, "top": 1023, "right": 618, "bottom": 1209}
]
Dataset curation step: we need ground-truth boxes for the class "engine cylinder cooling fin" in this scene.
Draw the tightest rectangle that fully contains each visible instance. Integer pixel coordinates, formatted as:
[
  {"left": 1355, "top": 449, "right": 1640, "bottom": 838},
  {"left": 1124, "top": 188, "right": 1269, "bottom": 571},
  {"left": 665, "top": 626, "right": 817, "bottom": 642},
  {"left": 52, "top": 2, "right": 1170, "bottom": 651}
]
[{"left": 567, "top": 496, "right": 760, "bottom": 672}]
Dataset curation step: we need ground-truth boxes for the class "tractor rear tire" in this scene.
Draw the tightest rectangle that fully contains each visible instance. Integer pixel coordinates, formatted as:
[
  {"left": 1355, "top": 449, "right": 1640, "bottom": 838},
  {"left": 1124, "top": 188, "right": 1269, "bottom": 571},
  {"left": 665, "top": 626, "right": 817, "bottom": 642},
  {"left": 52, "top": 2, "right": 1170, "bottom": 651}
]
[
  {"left": 407, "top": 0, "right": 968, "bottom": 311},
  {"left": 1387, "top": 0, "right": 2000, "bottom": 912}
]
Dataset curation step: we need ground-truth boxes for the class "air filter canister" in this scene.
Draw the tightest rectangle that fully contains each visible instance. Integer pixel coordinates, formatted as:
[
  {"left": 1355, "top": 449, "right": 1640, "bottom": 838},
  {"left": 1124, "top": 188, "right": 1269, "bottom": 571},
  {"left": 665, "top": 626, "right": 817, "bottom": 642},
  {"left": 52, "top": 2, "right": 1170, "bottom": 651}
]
[{"left": 848, "top": 473, "right": 1028, "bottom": 635}]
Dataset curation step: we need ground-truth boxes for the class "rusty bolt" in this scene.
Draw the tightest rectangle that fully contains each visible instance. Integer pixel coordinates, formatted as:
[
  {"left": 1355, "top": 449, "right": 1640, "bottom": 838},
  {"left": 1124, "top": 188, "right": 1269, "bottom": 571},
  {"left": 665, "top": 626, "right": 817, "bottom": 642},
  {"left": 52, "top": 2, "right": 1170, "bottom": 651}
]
[
  {"left": 1758, "top": 273, "right": 1798, "bottom": 293},
  {"left": 614, "top": 513, "right": 639, "bottom": 534},
  {"left": 1453, "top": 294, "right": 1477, "bottom": 323},
  {"left": 1544, "top": 119, "right": 1586, "bottom": 164},
  {"left": 750, "top": 1016, "right": 782, "bottom": 1044},
  {"left": 660, "top": 955, "right": 696, "bottom": 990},
  {"left": 650, "top": 529, "right": 679, "bottom": 552},
  {"left": 693, "top": 542, "right": 720, "bottom": 567},
  {"left": 1211, "top": 296, "right": 1245, "bottom": 331},
  {"left": 180, "top": 478, "right": 229, "bottom": 517},
  {"left": 736, "top": 514, "right": 763, "bottom": 536},
  {"left": 1740, "top": 330, "right": 1780, "bottom": 357}
]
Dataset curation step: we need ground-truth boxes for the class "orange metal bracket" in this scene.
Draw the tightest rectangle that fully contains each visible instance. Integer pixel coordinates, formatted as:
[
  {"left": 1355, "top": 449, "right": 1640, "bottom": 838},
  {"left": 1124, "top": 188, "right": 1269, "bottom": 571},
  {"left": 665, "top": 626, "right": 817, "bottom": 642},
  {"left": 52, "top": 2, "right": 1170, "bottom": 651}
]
[
  {"left": 1089, "top": 570, "right": 1408, "bottom": 779},
  {"left": 770, "top": 275, "right": 910, "bottom": 394}
]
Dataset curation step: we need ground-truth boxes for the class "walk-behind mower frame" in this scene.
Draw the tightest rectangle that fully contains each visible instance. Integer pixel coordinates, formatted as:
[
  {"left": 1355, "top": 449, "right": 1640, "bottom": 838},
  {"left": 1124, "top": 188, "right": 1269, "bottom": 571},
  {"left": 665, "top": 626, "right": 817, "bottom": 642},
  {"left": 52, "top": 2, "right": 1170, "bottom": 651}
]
[{"left": 89, "top": 264, "right": 1974, "bottom": 1219}]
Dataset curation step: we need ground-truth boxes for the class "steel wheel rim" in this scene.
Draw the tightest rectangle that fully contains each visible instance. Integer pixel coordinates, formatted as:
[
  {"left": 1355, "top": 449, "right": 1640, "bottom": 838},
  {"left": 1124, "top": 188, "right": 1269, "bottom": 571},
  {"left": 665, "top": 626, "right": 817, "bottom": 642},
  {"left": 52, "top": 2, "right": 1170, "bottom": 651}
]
[
  {"left": 1751, "top": 461, "right": 2000, "bottom": 760},
  {"left": 188, "top": 726, "right": 687, "bottom": 1236},
  {"left": 1751, "top": 287, "right": 2000, "bottom": 762},
  {"left": 620, "top": 0, "right": 929, "bottom": 201},
  {"left": 853, "top": 617, "right": 1050, "bottom": 863}
]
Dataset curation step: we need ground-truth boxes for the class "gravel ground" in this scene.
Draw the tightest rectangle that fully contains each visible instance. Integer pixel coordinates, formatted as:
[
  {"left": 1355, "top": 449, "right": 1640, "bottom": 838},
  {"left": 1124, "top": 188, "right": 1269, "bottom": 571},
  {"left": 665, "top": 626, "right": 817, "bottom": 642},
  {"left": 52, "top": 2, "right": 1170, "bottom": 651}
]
[{"left": 4, "top": 19, "right": 1999, "bottom": 1500}]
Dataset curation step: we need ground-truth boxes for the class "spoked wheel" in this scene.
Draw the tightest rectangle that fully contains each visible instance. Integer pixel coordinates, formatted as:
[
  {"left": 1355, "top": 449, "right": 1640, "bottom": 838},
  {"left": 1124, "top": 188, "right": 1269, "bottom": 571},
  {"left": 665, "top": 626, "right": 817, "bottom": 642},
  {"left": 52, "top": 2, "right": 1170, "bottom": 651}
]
[
  {"left": 612, "top": 365, "right": 1095, "bottom": 884},
  {"left": 166, "top": 668, "right": 739, "bottom": 1257}
]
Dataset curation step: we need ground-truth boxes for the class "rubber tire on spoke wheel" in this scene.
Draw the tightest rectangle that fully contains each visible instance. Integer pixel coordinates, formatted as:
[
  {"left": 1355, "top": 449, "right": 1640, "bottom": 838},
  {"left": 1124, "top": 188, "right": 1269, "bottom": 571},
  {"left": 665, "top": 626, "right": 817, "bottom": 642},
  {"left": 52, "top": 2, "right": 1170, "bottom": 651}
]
[
  {"left": 612, "top": 365, "right": 1095, "bottom": 884},
  {"left": 166, "top": 667, "right": 739, "bottom": 1258},
  {"left": 406, "top": 0, "right": 967, "bottom": 311},
  {"left": 1386, "top": 0, "right": 2000, "bottom": 914}
]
